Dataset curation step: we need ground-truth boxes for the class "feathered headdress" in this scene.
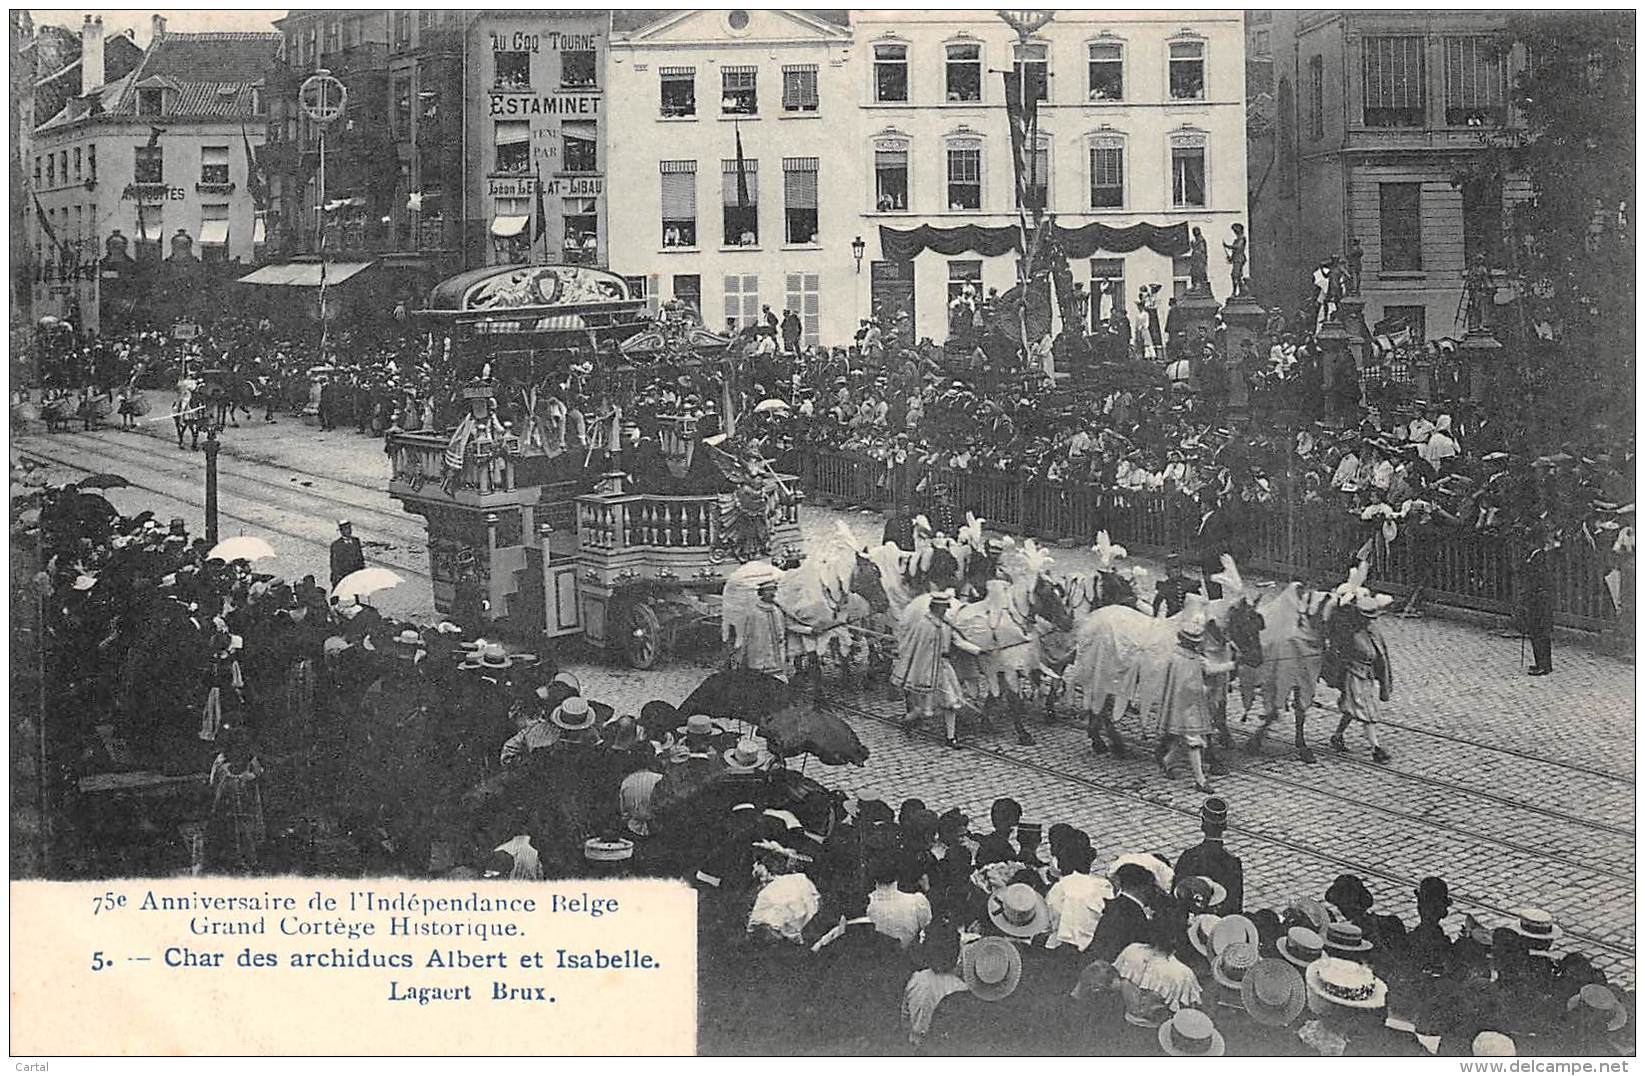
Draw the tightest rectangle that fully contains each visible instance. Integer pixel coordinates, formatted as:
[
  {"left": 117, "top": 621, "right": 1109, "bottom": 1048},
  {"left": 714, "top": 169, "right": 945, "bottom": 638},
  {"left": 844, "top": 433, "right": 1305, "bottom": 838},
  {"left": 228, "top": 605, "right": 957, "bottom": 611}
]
[
  {"left": 959, "top": 512, "right": 987, "bottom": 550},
  {"left": 1009, "top": 538, "right": 1054, "bottom": 580},
  {"left": 1209, "top": 553, "right": 1245, "bottom": 596},
  {"left": 1091, "top": 530, "right": 1128, "bottom": 572}
]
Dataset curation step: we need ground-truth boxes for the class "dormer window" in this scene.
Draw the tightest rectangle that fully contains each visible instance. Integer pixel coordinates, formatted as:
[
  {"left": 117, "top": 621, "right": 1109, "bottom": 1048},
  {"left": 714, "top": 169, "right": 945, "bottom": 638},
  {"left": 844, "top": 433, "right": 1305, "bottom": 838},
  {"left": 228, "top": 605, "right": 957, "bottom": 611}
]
[{"left": 137, "top": 88, "right": 164, "bottom": 117}]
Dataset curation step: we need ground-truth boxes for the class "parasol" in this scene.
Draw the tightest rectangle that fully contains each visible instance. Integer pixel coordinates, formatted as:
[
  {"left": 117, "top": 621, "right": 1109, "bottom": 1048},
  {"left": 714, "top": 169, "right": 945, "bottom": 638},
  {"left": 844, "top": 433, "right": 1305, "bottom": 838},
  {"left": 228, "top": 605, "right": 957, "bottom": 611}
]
[
  {"left": 207, "top": 536, "right": 277, "bottom": 563},
  {"left": 678, "top": 669, "right": 795, "bottom": 727},
  {"left": 754, "top": 398, "right": 791, "bottom": 414},
  {"left": 762, "top": 705, "right": 870, "bottom": 766},
  {"left": 331, "top": 567, "right": 405, "bottom": 602},
  {"left": 75, "top": 473, "right": 131, "bottom": 490}
]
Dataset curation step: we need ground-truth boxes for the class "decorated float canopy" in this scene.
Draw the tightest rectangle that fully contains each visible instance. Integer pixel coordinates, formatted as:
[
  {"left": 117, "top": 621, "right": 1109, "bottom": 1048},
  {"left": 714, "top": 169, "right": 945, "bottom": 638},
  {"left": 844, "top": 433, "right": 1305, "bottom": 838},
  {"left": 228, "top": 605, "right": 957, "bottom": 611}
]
[{"left": 420, "top": 263, "right": 647, "bottom": 334}]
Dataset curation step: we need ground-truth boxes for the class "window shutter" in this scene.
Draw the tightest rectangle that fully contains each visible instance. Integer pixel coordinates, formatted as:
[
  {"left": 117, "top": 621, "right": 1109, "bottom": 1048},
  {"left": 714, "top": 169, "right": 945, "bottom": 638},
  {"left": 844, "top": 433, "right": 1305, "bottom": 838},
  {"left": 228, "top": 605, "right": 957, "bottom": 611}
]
[
  {"left": 721, "top": 159, "right": 759, "bottom": 205},
  {"left": 660, "top": 163, "right": 696, "bottom": 218},
  {"left": 783, "top": 157, "right": 818, "bottom": 209}
]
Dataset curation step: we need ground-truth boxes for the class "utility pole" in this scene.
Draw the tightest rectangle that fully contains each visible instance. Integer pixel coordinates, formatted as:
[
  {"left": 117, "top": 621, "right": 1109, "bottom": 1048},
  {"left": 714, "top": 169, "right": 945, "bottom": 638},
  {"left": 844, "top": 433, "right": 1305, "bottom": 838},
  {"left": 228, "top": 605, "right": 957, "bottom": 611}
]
[{"left": 204, "top": 417, "right": 221, "bottom": 544}]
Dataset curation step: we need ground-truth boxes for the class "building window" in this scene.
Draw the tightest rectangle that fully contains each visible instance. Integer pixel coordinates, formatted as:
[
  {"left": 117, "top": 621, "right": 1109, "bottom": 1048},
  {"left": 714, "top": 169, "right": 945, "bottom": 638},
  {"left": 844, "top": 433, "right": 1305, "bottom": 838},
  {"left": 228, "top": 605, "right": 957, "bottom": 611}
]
[
  {"left": 1090, "top": 258, "right": 1125, "bottom": 326},
  {"left": 563, "top": 197, "right": 598, "bottom": 262},
  {"left": 1308, "top": 55, "right": 1324, "bottom": 140},
  {"left": 673, "top": 273, "right": 702, "bottom": 314},
  {"left": 494, "top": 121, "right": 531, "bottom": 175},
  {"left": 946, "top": 43, "right": 981, "bottom": 102},
  {"left": 1173, "top": 255, "right": 1193, "bottom": 298},
  {"left": 722, "top": 67, "right": 757, "bottom": 115},
  {"left": 1089, "top": 138, "right": 1124, "bottom": 208},
  {"left": 392, "top": 12, "right": 411, "bottom": 50},
  {"left": 88, "top": 144, "right": 95, "bottom": 182},
  {"left": 137, "top": 88, "right": 164, "bottom": 116},
  {"left": 324, "top": 18, "right": 340, "bottom": 55},
  {"left": 59, "top": 152, "right": 68, "bottom": 184},
  {"left": 783, "top": 157, "right": 818, "bottom": 244},
  {"left": 394, "top": 77, "right": 413, "bottom": 136},
  {"left": 44, "top": 153, "right": 53, "bottom": 186},
  {"left": 1017, "top": 138, "right": 1048, "bottom": 211},
  {"left": 1013, "top": 43, "right": 1048, "bottom": 103},
  {"left": 1168, "top": 41, "right": 1206, "bottom": 100},
  {"left": 1444, "top": 36, "right": 1506, "bottom": 126},
  {"left": 72, "top": 147, "right": 82, "bottom": 182},
  {"left": 723, "top": 273, "right": 759, "bottom": 330},
  {"left": 1379, "top": 183, "right": 1423, "bottom": 271},
  {"left": 200, "top": 145, "right": 229, "bottom": 185},
  {"left": 136, "top": 204, "right": 164, "bottom": 259},
  {"left": 782, "top": 64, "right": 819, "bottom": 112},
  {"left": 134, "top": 145, "right": 163, "bottom": 184},
  {"left": 199, "top": 203, "right": 229, "bottom": 263},
  {"left": 947, "top": 260, "right": 982, "bottom": 304},
  {"left": 562, "top": 121, "right": 597, "bottom": 173},
  {"left": 1170, "top": 136, "right": 1206, "bottom": 207},
  {"left": 491, "top": 194, "right": 530, "bottom": 262},
  {"left": 661, "top": 66, "right": 696, "bottom": 117},
  {"left": 727, "top": 10, "right": 750, "bottom": 32},
  {"left": 784, "top": 272, "right": 821, "bottom": 347},
  {"left": 874, "top": 44, "right": 908, "bottom": 103},
  {"left": 722, "top": 159, "right": 759, "bottom": 246},
  {"left": 1252, "top": 29, "right": 1270, "bottom": 57},
  {"left": 1088, "top": 42, "right": 1123, "bottom": 101},
  {"left": 561, "top": 48, "right": 597, "bottom": 89},
  {"left": 1363, "top": 36, "right": 1426, "bottom": 127},
  {"left": 874, "top": 142, "right": 909, "bottom": 211},
  {"left": 495, "top": 51, "right": 531, "bottom": 90},
  {"left": 946, "top": 143, "right": 981, "bottom": 210},
  {"left": 660, "top": 161, "right": 697, "bottom": 247},
  {"left": 1462, "top": 174, "right": 1503, "bottom": 265},
  {"left": 33, "top": 156, "right": 40, "bottom": 185},
  {"left": 1379, "top": 305, "right": 1426, "bottom": 345}
]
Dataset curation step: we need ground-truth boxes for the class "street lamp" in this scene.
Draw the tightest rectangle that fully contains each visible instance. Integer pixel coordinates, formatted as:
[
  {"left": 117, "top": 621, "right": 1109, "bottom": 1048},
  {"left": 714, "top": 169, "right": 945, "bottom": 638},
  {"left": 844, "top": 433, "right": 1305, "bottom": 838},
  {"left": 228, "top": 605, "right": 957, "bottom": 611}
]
[{"left": 851, "top": 235, "right": 866, "bottom": 273}]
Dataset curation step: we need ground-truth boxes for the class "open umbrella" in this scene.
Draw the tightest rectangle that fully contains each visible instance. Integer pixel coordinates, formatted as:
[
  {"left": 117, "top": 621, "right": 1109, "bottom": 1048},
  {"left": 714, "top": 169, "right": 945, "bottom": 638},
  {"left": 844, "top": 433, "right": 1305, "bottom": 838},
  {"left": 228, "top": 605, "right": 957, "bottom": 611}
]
[
  {"left": 754, "top": 398, "right": 791, "bottom": 414},
  {"left": 678, "top": 670, "right": 795, "bottom": 729},
  {"left": 76, "top": 473, "right": 131, "bottom": 490},
  {"left": 331, "top": 567, "right": 405, "bottom": 602},
  {"left": 762, "top": 705, "right": 870, "bottom": 766},
  {"left": 207, "top": 536, "right": 277, "bottom": 563}
]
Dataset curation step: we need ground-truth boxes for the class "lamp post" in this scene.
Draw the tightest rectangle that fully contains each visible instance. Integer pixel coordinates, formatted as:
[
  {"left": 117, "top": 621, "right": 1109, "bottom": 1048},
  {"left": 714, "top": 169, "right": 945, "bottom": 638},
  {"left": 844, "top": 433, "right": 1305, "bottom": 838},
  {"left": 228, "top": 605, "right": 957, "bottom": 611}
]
[
  {"left": 203, "top": 414, "right": 222, "bottom": 544},
  {"left": 851, "top": 235, "right": 866, "bottom": 273}
]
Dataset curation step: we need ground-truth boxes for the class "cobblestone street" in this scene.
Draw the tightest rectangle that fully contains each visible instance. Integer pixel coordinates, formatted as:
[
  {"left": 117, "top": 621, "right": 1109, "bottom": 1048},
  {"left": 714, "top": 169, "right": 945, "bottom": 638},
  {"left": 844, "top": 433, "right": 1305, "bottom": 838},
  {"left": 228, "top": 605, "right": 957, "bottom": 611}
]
[{"left": 19, "top": 418, "right": 1638, "bottom": 982}]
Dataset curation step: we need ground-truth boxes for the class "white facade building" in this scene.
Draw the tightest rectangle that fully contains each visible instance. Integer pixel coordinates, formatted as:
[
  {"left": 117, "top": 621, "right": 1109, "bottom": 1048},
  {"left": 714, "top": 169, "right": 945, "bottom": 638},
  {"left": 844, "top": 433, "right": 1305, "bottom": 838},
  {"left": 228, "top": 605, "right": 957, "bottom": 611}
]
[
  {"left": 606, "top": 9, "right": 857, "bottom": 347},
  {"left": 852, "top": 10, "right": 1248, "bottom": 343}
]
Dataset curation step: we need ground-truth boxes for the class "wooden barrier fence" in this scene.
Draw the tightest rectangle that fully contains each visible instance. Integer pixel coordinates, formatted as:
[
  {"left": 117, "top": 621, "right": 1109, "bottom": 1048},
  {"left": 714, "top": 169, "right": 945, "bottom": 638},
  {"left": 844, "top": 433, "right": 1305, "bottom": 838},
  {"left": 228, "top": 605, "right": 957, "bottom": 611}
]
[{"left": 785, "top": 445, "right": 1632, "bottom": 638}]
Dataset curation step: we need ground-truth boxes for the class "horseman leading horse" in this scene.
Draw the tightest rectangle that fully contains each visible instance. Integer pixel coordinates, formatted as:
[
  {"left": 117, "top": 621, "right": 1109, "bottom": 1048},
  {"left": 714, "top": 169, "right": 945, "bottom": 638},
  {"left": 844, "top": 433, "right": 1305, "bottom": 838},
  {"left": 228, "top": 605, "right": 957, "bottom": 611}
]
[{"left": 1067, "top": 555, "right": 1265, "bottom": 757}]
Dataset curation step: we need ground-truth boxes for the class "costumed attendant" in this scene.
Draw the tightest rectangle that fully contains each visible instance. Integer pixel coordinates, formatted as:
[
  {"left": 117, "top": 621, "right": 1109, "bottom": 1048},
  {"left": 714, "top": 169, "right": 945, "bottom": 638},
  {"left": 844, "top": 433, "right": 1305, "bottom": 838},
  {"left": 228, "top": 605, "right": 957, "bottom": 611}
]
[
  {"left": 1149, "top": 608, "right": 1228, "bottom": 794},
  {"left": 727, "top": 572, "right": 793, "bottom": 681},
  {"left": 891, "top": 588, "right": 982, "bottom": 749},
  {"left": 1327, "top": 589, "right": 1395, "bottom": 763}
]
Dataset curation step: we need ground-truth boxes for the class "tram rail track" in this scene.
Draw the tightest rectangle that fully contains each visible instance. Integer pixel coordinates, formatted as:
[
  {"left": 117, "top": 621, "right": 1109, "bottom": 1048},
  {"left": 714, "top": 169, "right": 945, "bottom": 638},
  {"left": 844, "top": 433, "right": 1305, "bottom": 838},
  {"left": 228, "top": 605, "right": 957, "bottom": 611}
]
[{"left": 825, "top": 692, "right": 1637, "bottom": 967}]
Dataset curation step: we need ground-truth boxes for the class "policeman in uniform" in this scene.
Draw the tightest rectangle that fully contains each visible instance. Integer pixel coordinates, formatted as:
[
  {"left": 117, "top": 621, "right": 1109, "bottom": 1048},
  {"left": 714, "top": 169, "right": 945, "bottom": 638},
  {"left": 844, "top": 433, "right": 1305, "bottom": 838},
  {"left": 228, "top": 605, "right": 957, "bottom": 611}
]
[
  {"left": 329, "top": 519, "right": 366, "bottom": 589},
  {"left": 1152, "top": 553, "right": 1201, "bottom": 618},
  {"left": 1171, "top": 795, "right": 1243, "bottom": 915}
]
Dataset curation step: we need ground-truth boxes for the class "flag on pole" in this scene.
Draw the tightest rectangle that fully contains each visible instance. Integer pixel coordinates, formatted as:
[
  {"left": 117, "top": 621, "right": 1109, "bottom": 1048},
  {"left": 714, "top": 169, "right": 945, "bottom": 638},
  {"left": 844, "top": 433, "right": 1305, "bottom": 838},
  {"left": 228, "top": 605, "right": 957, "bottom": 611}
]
[
  {"left": 532, "top": 162, "right": 548, "bottom": 251},
  {"left": 241, "top": 126, "right": 266, "bottom": 211},
  {"left": 734, "top": 121, "right": 750, "bottom": 209},
  {"left": 1001, "top": 71, "right": 1037, "bottom": 215}
]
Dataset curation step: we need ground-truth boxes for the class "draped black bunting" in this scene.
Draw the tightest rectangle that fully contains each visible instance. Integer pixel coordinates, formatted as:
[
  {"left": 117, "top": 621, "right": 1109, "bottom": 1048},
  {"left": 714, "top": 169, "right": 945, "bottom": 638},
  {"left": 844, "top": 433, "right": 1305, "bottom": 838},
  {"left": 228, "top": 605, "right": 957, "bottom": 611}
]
[{"left": 878, "top": 221, "right": 1191, "bottom": 261}]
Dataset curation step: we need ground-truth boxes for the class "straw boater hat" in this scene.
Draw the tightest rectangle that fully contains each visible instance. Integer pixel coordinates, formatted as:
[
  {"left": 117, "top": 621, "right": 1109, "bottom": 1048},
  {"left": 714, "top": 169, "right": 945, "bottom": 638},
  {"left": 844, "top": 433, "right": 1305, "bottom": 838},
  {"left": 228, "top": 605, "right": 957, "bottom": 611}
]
[
  {"left": 723, "top": 738, "right": 773, "bottom": 772},
  {"left": 1304, "top": 956, "right": 1389, "bottom": 1016},
  {"left": 1507, "top": 907, "right": 1563, "bottom": 947},
  {"left": 960, "top": 937, "right": 1022, "bottom": 1002},
  {"left": 1568, "top": 984, "right": 1629, "bottom": 1032},
  {"left": 1188, "top": 914, "right": 1224, "bottom": 958},
  {"left": 987, "top": 883, "right": 1050, "bottom": 939},
  {"left": 684, "top": 714, "right": 717, "bottom": 744},
  {"left": 1157, "top": 1008, "right": 1225, "bottom": 1057},
  {"left": 1324, "top": 920, "right": 1374, "bottom": 954},
  {"left": 1212, "top": 940, "right": 1261, "bottom": 991},
  {"left": 1176, "top": 876, "right": 1228, "bottom": 914},
  {"left": 1211, "top": 915, "right": 1261, "bottom": 957},
  {"left": 582, "top": 837, "right": 635, "bottom": 863},
  {"left": 1277, "top": 927, "right": 1325, "bottom": 968},
  {"left": 1241, "top": 959, "right": 1308, "bottom": 1027},
  {"left": 1285, "top": 897, "right": 1332, "bottom": 936},
  {"left": 391, "top": 629, "right": 424, "bottom": 659},
  {"left": 1472, "top": 1031, "right": 1517, "bottom": 1057},
  {"left": 461, "top": 641, "right": 512, "bottom": 670},
  {"left": 550, "top": 696, "right": 594, "bottom": 732}
]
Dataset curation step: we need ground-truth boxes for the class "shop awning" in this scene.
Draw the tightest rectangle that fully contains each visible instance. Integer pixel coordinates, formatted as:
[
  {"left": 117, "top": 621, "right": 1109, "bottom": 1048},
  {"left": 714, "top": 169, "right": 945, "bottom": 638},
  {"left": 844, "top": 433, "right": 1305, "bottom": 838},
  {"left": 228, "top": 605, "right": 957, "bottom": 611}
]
[
  {"left": 237, "top": 261, "right": 375, "bottom": 287},
  {"left": 198, "top": 221, "right": 229, "bottom": 245},
  {"left": 491, "top": 215, "right": 529, "bottom": 238}
]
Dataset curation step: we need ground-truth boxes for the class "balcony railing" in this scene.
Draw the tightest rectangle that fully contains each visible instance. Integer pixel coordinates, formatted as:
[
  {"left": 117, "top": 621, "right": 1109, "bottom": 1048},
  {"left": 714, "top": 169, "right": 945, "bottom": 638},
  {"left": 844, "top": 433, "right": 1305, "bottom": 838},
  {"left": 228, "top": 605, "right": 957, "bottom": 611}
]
[{"left": 387, "top": 429, "right": 518, "bottom": 504}]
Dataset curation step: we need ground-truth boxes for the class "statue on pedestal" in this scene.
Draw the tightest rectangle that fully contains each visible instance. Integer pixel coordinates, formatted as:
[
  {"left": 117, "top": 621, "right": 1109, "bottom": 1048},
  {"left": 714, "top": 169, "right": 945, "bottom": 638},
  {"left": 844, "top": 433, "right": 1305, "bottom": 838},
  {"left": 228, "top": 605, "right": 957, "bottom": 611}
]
[
  {"left": 1188, "top": 227, "right": 1211, "bottom": 296},
  {"left": 1462, "top": 253, "right": 1493, "bottom": 333},
  {"left": 1346, "top": 236, "right": 1364, "bottom": 296},
  {"left": 1223, "top": 223, "right": 1248, "bottom": 297}
]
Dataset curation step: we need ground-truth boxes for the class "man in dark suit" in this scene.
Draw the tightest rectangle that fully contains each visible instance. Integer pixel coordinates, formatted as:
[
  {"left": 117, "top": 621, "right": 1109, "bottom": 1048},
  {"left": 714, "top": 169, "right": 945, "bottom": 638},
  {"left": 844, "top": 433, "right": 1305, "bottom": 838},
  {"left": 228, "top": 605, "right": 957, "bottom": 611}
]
[
  {"left": 1172, "top": 796, "right": 1243, "bottom": 914},
  {"left": 329, "top": 520, "right": 365, "bottom": 589},
  {"left": 803, "top": 889, "right": 913, "bottom": 1053},
  {"left": 1088, "top": 863, "right": 1155, "bottom": 963}
]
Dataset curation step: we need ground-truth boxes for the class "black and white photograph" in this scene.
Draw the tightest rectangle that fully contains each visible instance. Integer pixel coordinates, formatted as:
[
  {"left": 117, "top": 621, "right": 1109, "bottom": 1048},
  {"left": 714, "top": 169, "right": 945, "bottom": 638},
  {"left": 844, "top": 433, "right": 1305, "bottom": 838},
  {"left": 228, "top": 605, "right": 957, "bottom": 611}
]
[{"left": 7, "top": 5, "right": 1637, "bottom": 1060}]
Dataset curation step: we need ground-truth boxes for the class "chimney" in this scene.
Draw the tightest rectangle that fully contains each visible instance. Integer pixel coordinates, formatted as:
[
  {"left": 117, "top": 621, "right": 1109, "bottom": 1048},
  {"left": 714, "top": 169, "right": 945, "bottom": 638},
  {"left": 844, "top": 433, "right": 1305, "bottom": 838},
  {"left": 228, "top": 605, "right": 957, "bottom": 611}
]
[
  {"left": 81, "top": 14, "right": 104, "bottom": 96},
  {"left": 151, "top": 14, "right": 166, "bottom": 42}
]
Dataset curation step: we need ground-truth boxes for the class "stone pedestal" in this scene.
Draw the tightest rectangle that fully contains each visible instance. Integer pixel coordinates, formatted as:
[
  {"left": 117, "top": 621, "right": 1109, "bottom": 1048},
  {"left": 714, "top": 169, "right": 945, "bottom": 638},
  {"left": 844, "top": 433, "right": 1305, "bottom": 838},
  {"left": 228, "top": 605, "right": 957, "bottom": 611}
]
[
  {"left": 1167, "top": 289, "right": 1222, "bottom": 360},
  {"left": 1220, "top": 294, "right": 1267, "bottom": 421},
  {"left": 1315, "top": 318, "right": 1355, "bottom": 423},
  {"left": 1459, "top": 328, "right": 1503, "bottom": 403},
  {"left": 1337, "top": 296, "right": 1370, "bottom": 406}
]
